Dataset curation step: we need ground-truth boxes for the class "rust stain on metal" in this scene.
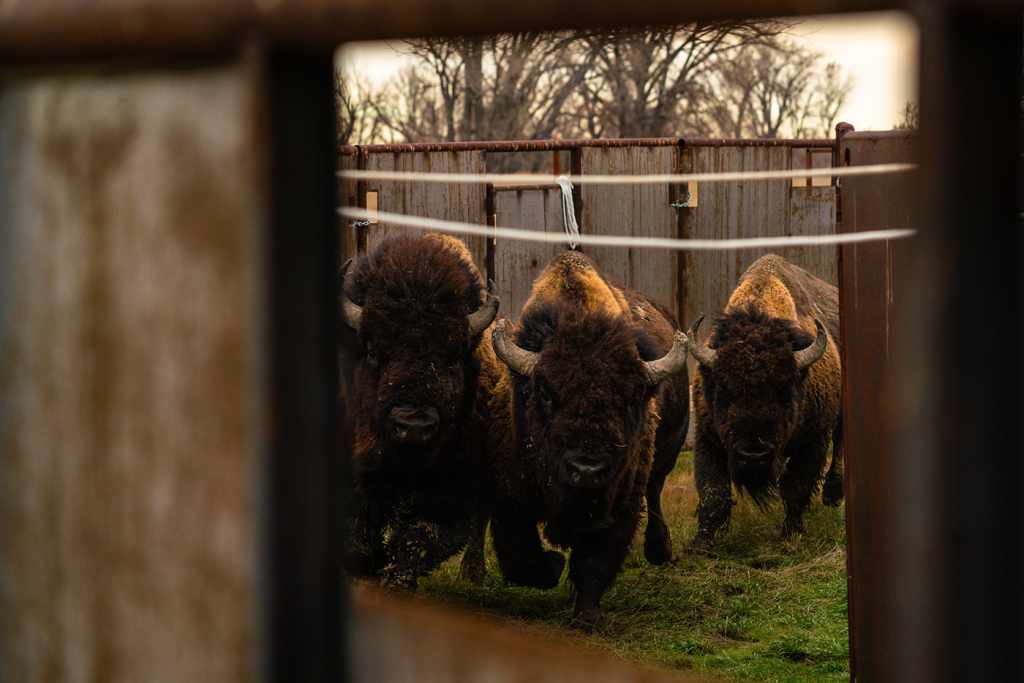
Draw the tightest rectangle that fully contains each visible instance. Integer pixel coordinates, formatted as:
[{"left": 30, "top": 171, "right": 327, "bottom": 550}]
[
  {"left": 0, "top": 65, "right": 257, "bottom": 681},
  {"left": 837, "top": 130, "right": 916, "bottom": 683}
]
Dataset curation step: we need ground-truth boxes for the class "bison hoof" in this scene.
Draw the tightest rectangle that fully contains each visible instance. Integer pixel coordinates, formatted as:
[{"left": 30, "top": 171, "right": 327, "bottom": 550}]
[
  {"left": 822, "top": 475, "right": 844, "bottom": 507},
  {"left": 688, "top": 533, "right": 715, "bottom": 555},
  {"left": 780, "top": 519, "right": 805, "bottom": 539},
  {"left": 380, "top": 565, "right": 418, "bottom": 591},
  {"left": 644, "top": 531, "right": 673, "bottom": 566},
  {"left": 570, "top": 605, "right": 603, "bottom": 632},
  {"left": 458, "top": 553, "right": 486, "bottom": 585}
]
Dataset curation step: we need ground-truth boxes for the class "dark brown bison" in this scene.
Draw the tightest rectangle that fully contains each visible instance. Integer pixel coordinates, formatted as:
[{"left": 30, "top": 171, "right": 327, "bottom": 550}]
[
  {"left": 482, "top": 251, "right": 690, "bottom": 629},
  {"left": 339, "top": 233, "right": 498, "bottom": 588},
  {"left": 686, "top": 254, "right": 843, "bottom": 549}
]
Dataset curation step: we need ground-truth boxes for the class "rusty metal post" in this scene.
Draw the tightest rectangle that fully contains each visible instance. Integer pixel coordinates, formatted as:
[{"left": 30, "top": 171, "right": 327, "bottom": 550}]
[
  {"left": 883, "top": 7, "right": 1023, "bottom": 681},
  {"left": 260, "top": 46, "right": 343, "bottom": 683}
]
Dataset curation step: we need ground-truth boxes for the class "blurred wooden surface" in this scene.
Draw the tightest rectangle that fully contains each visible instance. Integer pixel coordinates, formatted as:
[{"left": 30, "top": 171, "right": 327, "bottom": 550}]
[{"left": 349, "top": 587, "right": 709, "bottom": 683}]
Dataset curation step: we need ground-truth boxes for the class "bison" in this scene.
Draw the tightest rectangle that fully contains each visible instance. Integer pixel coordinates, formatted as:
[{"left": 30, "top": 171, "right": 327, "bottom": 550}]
[
  {"left": 685, "top": 253, "right": 843, "bottom": 550},
  {"left": 483, "top": 251, "right": 690, "bottom": 629},
  {"left": 339, "top": 233, "right": 498, "bottom": 588}
]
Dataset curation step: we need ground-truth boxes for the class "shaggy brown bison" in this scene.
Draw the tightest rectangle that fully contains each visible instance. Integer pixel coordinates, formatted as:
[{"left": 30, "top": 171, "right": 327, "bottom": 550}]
[
  {"left": 482, "top": 251, "right": 690, "bottom": 629},
  {"left": 339, "top": 233, "right": 498, "bottom": 588},
  {"left": 686, "top": 254, "right": 843, "bottom": 550}
]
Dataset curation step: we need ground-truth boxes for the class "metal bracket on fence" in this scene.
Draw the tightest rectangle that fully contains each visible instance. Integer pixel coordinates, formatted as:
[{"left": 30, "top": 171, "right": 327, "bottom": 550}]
[
  {"left": 670, "top": 191, "right": 692, "bottom": 211},
  {"left": 350, "top": 219, "right": 371, "bottom": 229}
]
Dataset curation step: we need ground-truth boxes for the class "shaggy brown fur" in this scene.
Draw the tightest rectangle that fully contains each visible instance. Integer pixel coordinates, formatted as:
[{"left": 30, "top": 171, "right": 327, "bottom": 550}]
[
  {"left": 689, "top": 254, "right": 843, "bottom": 549},
  {"left": 341, "top": 233, "right": 495, "bottom": 588},
  {"left": 481, "top": 251, "right": 690, "bottom": 629}
]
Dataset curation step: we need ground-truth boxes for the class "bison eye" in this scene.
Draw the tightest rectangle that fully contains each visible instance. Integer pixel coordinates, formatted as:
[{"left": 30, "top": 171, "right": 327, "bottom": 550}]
[{"left": 364, "top": 344, "right": 380, "bottom": 369}]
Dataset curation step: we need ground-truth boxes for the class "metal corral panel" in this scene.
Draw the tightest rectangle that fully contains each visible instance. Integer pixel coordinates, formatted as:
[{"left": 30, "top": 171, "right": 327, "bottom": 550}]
[
  {"left": 363, "top": 150, "right": 488, "bottom": 266},
  {"left": 0, "top": 65, "right": 258, "bottom": 680},
  {"left": 679, "top": 144, "right": 838, "bottom": 335},
  {"left": 579, "top": 145, "right": 679, "bottom": 315},
  {"left": 493, "top": 187, "right": 567, "bottom": 318},
  {"left": 837, "top": 129, "right": 916, "bottom": 682}
]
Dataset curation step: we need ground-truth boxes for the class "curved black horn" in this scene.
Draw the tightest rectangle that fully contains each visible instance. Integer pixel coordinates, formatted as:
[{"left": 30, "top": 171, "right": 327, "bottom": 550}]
[
  {"left": 643, "top": 330, "right": 689, "bottom": 386},
  {"left": 468, "top": 279, "right": 500, "bottom": 338},
  {"left": 491, "top": 319, "right": 538, "bottom": 376},
  {"left": 339, "top": 258, "right": 363, "bottom": 332},
  {"left": 685, "top": 315, "right": 717, "bottom": 369},
  {"left": 794, "top": 318, "right": 829, "bottom": 370}
]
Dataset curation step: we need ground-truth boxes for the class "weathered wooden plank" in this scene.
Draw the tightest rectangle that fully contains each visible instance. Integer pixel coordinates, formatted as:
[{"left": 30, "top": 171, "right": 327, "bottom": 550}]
[
  {"left": 493, "top": 188, "right": 564, "bottom": 319},
  {"left": 337, "top": 152, "right": 360, "bottom": 263},
  {"left": 682, "top": 144, "right": 818, "bottom": 339},
  {"left": 0, "top": 65, "right": 257, "bottom": 681},
  {"left": 579, "top": 146, "right": 677, "bottom": 312},
  {"left": 364, "top": 150, "right": 487, "bottom": 267},
  {"left": 787, "top": 185, "right": 837, "bottom": 283}
]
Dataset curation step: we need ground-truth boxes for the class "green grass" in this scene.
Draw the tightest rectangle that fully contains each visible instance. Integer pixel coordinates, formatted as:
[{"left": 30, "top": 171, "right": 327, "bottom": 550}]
[{"left": 419, "top": 452, "right": 849, "bottom": 682}]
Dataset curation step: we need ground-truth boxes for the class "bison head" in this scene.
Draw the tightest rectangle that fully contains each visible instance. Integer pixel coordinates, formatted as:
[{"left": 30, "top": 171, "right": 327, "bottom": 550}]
[
  {"left": 492, "top": 304, "right": 686, "bottom": 530},
  {"left": 686, "top": 305, "right": 828, "bottom": 504},
  {"left": 340, "top": 236, "right": 498, "bottom": 472}
]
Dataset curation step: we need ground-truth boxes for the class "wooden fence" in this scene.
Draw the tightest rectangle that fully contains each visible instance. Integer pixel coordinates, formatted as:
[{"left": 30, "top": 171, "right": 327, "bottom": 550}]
[{"left": 339, "top": 138, "right": 837, "bottom": 337}]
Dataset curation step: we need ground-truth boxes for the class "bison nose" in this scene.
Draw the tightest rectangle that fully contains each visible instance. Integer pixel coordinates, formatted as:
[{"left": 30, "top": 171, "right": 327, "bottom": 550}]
[
  {"left": 736, "top": 441, "right": 773, "bottom": 463},
  {"left": 560, "top": 449, "right": 609, "bottom": 488},
  {"left": 388, "top": 405, "right": 439, "bottom": 444}
]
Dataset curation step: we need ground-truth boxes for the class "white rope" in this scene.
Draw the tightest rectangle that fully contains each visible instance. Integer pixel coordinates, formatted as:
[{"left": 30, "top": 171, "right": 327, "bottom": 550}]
[
  {"left": 556, "top": 175, "right": 580, "bottom": 249},
  {"left": 338, "top": 162, "right": 916, "bottom": 186},
  {"left": 339, "top": 207, "right": 915, "bottom": 251}
]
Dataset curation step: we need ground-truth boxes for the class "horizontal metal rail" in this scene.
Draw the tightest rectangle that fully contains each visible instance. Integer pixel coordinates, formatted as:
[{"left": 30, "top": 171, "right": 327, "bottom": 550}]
[{"left": 338, "top": 136, "right": 837, "bottom": 156}]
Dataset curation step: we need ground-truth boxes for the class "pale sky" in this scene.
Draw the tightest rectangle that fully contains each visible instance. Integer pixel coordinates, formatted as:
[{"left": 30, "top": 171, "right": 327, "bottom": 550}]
[{"left": 337, "top": 11, "right": 918, "bottom": 133}]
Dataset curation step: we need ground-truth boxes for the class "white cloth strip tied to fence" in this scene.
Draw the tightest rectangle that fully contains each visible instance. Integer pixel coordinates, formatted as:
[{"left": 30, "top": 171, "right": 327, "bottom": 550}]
[
  {"left": 340, "top": 207, "right": 916, "bottom": 251},
  {"left": 338, "top": 162, "right": 917, "bottom": 186},
  {"left": 555, "top": 175, "right": 580, "bottom": 249}
]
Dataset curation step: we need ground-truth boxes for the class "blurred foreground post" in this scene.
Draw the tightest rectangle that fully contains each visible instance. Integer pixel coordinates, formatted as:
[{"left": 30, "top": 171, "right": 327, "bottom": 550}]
[{"left": 0, "top": 42, "right": 340, "bottom": 682}]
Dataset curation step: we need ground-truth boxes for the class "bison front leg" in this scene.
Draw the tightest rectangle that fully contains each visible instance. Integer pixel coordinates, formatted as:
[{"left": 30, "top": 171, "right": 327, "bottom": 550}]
[
  {"left": 568, "top": 497, "right": 642, "bottom": 632},
  {"left": 458, "top": 505, "right": 490, "bottom": 584},
  {"left": 491, "top": 508, "right": 565, "bottom": 589},
  {"left": 381, "top": 519, "right": 470, "bottom": 590},
  {"left": 780, "top": 435, "right": 830, "bottom": 537},
  {"left": 691, "top": 432, "right": 733, "bottom": 552},
  {"left": 347, "top": 494, "right": 387, "bottom": 578},
  {"left": 644, "top": 442, "right": 679, "bottom": 565}
]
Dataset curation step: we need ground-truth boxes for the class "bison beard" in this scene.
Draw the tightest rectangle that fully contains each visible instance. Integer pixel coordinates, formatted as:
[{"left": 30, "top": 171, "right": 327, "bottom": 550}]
[
  {"left": 341, "top": 234, "right": 497, "bottom": 589},
  {"left": 487, "top": 256, "right": 689, "bottom": 630},
  {"left": 688, "top": 255, "right": 842, "bottom": 550}
]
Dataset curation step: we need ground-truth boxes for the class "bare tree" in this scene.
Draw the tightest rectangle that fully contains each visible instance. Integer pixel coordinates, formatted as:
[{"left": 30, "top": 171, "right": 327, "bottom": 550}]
[
  {"left": 368, "top": 64, "right": 452, "bottom": 142},
  {"left": 337, "top": 23, "right": 854, "bottom": 148},
  {"left": 702, "top": 39, "right": 854, "bottom": 139},
  {"left": 569, "top": 22, "right": 788, "bottom": 138},
  {"left": 393, "top": 33, "right": 595, "bottom": 144},
  {"left": 335, "top": 69, "right": 387, "bottom": 145}
]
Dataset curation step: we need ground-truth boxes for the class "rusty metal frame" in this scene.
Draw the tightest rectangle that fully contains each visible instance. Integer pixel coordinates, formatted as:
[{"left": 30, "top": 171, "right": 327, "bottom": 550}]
[
  {"left": 3, "top": 1, "right": 1023, "bottom": 683},
  {"left": 338, "top": 136, "right": 835, "bottom": 156}
]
